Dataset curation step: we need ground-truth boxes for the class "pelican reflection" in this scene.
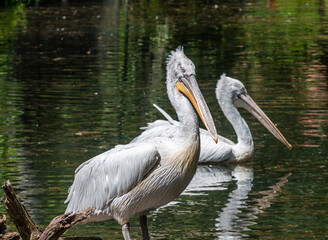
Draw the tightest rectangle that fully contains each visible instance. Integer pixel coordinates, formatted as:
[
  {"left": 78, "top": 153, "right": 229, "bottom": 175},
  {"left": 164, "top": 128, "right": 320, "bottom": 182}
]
[{"left": 182, "top": 165, "right": 291, "bottom": 239}]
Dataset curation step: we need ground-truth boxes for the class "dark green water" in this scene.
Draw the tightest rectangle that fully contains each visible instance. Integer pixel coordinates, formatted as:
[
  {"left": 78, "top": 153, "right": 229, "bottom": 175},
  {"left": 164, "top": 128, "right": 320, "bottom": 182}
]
[{"left": 0, "top": 0, "right": 327, "bottom": 239}]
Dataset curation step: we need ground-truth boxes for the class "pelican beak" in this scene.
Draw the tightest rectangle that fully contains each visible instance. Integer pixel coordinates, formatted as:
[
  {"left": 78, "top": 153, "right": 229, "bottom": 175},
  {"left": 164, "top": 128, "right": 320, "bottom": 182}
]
[
  {"left": 176, "top": 75, "right": 218, "bottom": 143},
  {"left": 238, "top": 93, "right": 292, "bottom": 149}
]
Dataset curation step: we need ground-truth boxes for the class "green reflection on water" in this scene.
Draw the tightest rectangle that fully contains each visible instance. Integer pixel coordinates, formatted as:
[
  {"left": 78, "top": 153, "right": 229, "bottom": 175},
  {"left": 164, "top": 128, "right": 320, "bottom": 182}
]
[{"left": 0, "top": 3, "right": 27, "bottom": 188}]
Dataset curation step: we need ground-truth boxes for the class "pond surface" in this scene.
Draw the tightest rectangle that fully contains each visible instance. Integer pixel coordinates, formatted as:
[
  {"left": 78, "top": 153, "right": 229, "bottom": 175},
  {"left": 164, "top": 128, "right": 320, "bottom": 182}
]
[{"left": 0, "top": 0, "right": 327, "bottom": 239}]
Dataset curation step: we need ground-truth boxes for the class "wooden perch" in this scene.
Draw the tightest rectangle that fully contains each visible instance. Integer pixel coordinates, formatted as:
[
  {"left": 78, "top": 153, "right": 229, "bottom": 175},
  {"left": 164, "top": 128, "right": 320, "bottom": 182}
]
[
  {"left": 0, "top": 211, "right": 20, "bottom": 240},
  {"left": 39, "top": 208, "right": 92, "bottom": 240},
  {"left": 1, "top": 180, "right": 95, "bottom": 240},
  {"left": 1, "top": 180, "right": 42, "bottom": 240},
  {"left": 63, "top": 238, "right": 102, "bottom": 240}
]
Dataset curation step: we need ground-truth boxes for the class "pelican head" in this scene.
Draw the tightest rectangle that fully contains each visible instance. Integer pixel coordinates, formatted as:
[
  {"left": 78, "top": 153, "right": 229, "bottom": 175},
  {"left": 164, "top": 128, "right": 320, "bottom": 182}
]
[
  {"left": 217, "top": 74, "right": 292, "bottom": 149},
  {"left": 166, "top": 47, "right": 218, "bottom": 143}
]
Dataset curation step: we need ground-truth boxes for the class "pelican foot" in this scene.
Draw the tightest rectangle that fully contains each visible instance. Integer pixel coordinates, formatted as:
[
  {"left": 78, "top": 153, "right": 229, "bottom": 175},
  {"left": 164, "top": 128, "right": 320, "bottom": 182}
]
[{"left": 122, "top": 222, "right": 131, "bottom": 240}]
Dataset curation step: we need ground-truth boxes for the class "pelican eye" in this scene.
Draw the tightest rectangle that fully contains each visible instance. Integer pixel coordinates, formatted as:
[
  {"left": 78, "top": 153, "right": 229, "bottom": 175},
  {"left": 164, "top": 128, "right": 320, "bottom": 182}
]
[
  {"left": 240, "top": 86, "right": 245, "bottom": 92},
  {"left": 237, "top": 91, "right": 246, "bottom": 99},
  {"left": 178, "top": 63, "right": 186, "bottom": 73}
]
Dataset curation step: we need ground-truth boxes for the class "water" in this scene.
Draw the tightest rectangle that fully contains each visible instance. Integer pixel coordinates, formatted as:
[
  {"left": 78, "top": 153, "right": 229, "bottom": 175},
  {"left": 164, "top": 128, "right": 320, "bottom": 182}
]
[{"left": 0, "top": 0, "right": 327, "bottom": 239}]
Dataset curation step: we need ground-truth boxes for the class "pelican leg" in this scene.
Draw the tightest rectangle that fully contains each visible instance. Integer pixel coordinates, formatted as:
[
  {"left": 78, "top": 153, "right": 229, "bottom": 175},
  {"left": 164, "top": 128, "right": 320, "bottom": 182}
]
[
  {"left": 122, "top": 223, "right": 131, "bottom": 240},
  {"left": 139, "top": 215, "right": 150, "bottom": 240}
]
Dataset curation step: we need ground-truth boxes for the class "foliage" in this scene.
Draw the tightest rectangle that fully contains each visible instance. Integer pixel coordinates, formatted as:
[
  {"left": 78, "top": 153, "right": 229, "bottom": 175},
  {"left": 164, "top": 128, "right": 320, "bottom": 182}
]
[{"left": 1, "top": 0, "right": 39, "bottom": 7}]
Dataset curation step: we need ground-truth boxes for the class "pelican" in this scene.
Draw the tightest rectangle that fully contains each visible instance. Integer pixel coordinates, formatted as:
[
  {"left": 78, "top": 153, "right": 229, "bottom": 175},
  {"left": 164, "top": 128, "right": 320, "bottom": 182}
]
[
  {"left": 64, "top": 47, "right": 218, "bottom": 240},
  {"left": 134, "top": 74, "right": 291, "bottom": 163}
]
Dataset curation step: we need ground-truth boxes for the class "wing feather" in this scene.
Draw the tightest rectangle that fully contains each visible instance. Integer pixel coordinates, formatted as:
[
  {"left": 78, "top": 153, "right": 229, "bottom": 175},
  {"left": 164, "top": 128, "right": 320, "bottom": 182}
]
[
  {"left": 132, "top": 120, "right": 178, "bottom": 143},
  {"left": 65, "top": 143, "right": 160, "bottom": 213},
  {"left": 152, "top": 104, "right": 175, "bottom": 124}
]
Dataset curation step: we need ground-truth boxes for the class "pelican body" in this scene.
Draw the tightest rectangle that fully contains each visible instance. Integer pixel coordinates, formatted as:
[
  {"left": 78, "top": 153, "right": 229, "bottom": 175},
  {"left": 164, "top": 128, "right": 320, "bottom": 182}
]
[
  {"left": 64, "top": 47, "right": 217, "bottom": 239},
  {"left": 135, "top": 74, "right": 291, "bottom": 164}
]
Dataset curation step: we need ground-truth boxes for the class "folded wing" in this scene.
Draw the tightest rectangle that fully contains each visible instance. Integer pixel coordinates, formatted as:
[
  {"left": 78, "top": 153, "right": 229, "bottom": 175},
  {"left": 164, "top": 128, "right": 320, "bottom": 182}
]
[{"left": 65, "top": 143, "right": 160, "bottom": 213}]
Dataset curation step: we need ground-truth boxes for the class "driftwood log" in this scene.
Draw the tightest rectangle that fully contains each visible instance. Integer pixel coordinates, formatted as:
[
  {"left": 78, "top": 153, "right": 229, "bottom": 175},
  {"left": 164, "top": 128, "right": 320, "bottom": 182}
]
[
  {"left": 1, "top": 180, "right": 96, "bottom": 240},
  {"left": 39, "top": 210, "right": 93, "bottom": 240},
  {"left": 0, "top": 211, "right": 20, "bottom": 240},
  {"left": 1, "top": 180, "right": 42, "bottom": 240}
]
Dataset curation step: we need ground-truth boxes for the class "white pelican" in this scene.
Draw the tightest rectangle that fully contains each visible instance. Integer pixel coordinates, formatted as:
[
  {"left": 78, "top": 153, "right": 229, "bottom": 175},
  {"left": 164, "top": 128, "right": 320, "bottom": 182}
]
[
  {"left": 64, "top": 47, "right": 218, "bottom": 240},
  {"left": 135, "top": 74, "right": 291, "bottom": 163}
]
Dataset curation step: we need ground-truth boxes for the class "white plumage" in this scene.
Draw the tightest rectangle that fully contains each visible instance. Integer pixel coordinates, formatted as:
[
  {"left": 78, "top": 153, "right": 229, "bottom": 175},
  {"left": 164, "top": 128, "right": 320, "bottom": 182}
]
[
  {"left": 139, "top": 74, "right": 291, "bottom": 163},
  {"left": 64, "top": 47, "right": 217, "bottom": 239}
]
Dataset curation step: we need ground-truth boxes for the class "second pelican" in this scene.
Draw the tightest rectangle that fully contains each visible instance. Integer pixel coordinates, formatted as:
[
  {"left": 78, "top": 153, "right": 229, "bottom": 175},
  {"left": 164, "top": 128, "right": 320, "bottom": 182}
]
[{"left": 134, "top": 74, "right": 291, "bottom": 163}]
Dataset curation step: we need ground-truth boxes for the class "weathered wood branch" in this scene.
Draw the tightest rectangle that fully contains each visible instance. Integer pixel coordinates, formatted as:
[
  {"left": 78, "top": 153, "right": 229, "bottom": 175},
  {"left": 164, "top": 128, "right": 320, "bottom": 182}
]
[
  {"left": 39, "top": 208, "right": 92, "bottom": 240},
  {"left": 63, "top": 238, "right": 102, "bottom": 240},
  {"left": 2, "top": 180, "right": 42, "bottom": 240},
  {"left": 0, "top": 211, "right": 7, "bottom": 233},
  {"left": 1, "top": 180, "right": 97, "bottom": 240},
  {"left": 0, "top": 211, "right": 20, "bottom": 240}
]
